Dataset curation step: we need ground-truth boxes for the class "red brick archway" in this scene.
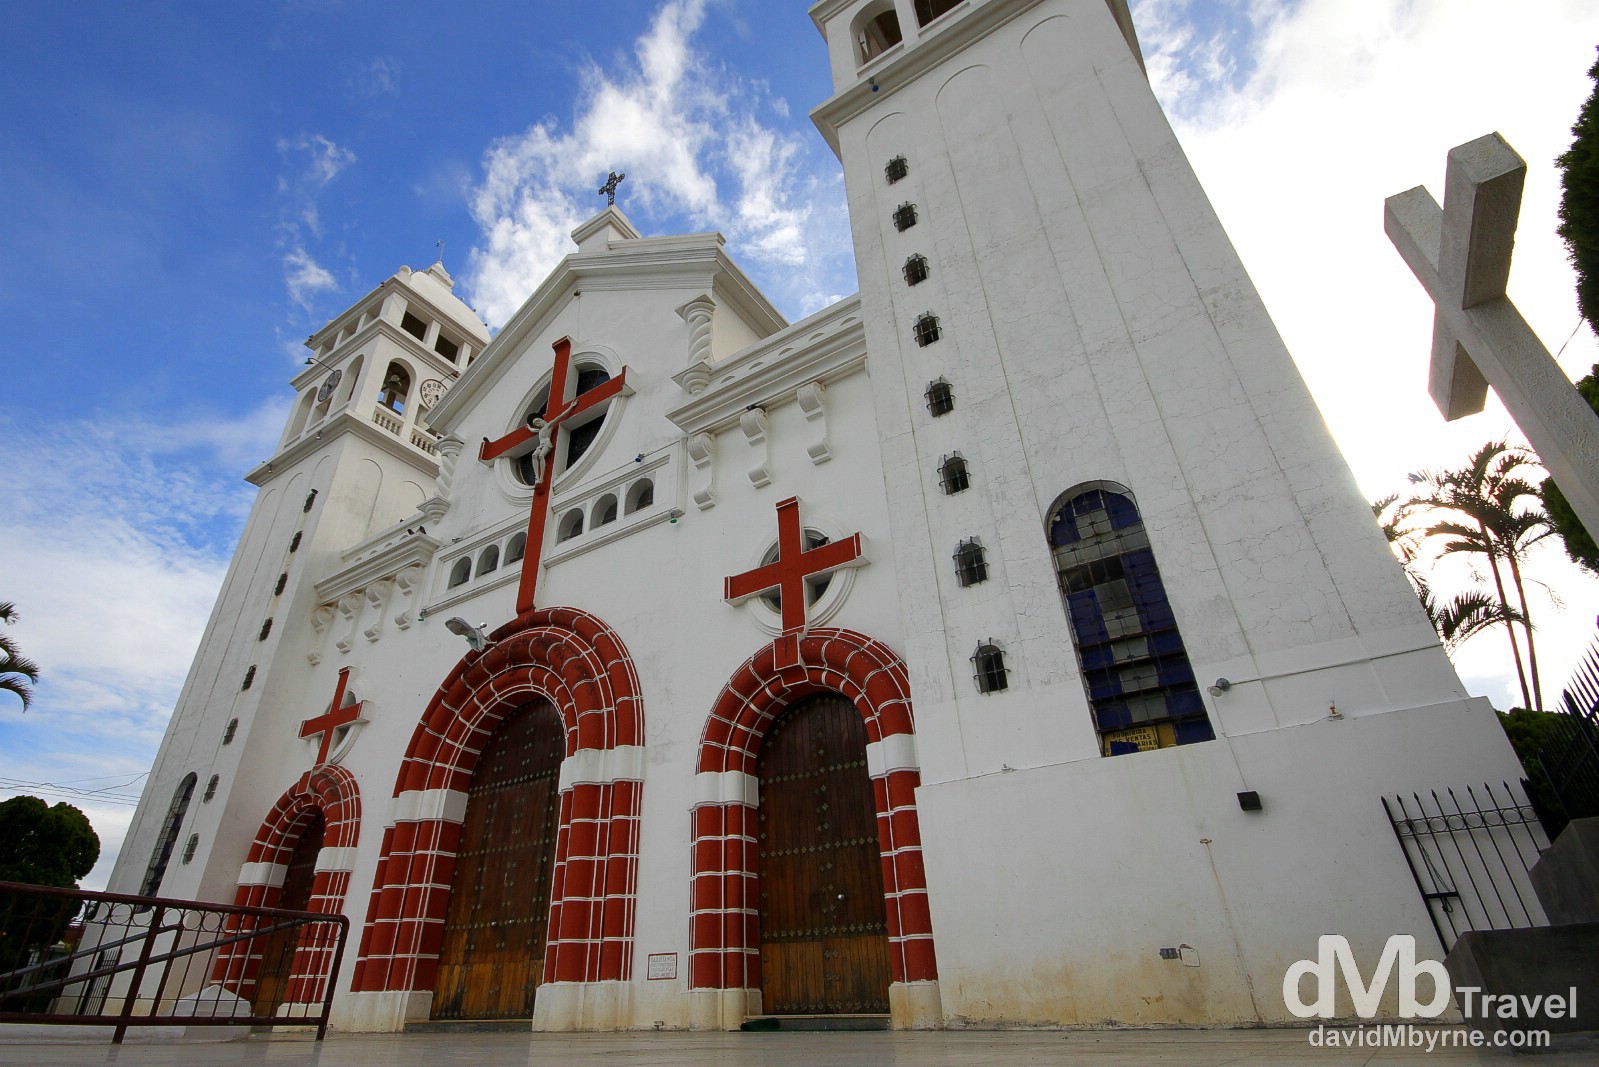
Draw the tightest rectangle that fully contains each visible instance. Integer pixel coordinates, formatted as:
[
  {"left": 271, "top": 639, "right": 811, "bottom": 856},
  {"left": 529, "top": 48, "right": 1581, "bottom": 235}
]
[
  {"left": 690, "top": 628, "right": 936, "bottom": 997},
  {"left": 211, "top": 763, "right": 361, "bottom": 1004},
  {"left": 350, "top": 607, "right": 644, "bottom": 997}
]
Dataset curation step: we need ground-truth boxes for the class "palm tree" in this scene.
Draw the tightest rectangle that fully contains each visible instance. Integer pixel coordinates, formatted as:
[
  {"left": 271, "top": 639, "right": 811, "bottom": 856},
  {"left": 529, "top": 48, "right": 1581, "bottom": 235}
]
[
  {"left": 1407, "top": 442, "right": 1553, "bottom": 710},
  {"left": 0, "top": 602, "right": 40, "bottom": 711},
  {"left": 1373, "top": 496, "right": 1527, "bottom": 654}
]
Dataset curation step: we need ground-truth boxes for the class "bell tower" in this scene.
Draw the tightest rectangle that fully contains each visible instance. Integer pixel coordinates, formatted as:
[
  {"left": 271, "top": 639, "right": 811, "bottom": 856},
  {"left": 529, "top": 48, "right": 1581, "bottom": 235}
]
[{"left": 810, "top": 0, "right": 1524, "bottom": 1026}]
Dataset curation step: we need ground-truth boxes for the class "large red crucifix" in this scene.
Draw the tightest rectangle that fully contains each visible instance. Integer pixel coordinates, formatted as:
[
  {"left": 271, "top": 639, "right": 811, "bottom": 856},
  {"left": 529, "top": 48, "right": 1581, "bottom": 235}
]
[
  {"left": 480, "top": 337, "right": 630, "bottom": 614},
  {"left": 724, "top": 496, "right": 865, "bottom": 665},
  {"left": 299, "top": 667, "right": 363, "bottom": 767}
]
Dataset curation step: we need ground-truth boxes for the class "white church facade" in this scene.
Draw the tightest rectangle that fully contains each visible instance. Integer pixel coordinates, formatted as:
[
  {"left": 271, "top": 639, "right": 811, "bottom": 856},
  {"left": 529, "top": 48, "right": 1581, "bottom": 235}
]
[{"left": 109, "top": 0, "right": 1526, "bottom": 1033}]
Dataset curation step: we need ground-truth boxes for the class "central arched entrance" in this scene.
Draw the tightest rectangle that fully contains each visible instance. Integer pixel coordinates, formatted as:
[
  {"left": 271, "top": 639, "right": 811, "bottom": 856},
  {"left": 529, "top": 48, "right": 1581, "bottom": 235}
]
[
  {"left": 430, "top": 697, "right": 564, "bottom": 1020},
  {"left": 757, "top": 693, "right": 890, "bottom": 1015}
]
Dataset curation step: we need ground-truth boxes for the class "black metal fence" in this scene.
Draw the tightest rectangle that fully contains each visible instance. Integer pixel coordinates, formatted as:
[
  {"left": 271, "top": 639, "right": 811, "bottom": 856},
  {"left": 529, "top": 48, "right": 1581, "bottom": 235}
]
[
  {"left": 0, "top": 880, "right": 347, "bottom": 1043},
  {"left": 1382, "top": 781, "right": 1550, "bottom": 955},
  {"left": 1535, "top": 640, "right": 1599, "bottom": 832}
]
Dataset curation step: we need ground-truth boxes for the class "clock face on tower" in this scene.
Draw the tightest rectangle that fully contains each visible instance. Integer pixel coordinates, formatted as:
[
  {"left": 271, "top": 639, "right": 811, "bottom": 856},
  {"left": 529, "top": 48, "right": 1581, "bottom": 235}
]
[
  {"left": 419, "top": 378, "right": 446, "bottom": 409},
  {"left": 316, "top": 368, "right": 343, "bottom": 403}
]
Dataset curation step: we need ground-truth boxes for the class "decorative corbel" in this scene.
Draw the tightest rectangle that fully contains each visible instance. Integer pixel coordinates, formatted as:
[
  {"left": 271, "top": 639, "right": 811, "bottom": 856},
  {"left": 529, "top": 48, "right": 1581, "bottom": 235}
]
[
  {"left": 392, "top": 563, "right": 426, "bottom": 630},
  {"left": 362, "top": 579, "right": 395, "bottom": 643},
  {"left": 334, "top": 591, "right": 364, "bottom": 655},
  {"left": 740, "top": 407, "right": 771, "bottom": 488},
  {"left": 688, "top": 432, "right": 717, "bottom": 511},
  {"left": 795, "top": 381, "right": 831, "bottom": 464},
  {"left": 308, "top": 604, "right": 335, "bottom": 665}
]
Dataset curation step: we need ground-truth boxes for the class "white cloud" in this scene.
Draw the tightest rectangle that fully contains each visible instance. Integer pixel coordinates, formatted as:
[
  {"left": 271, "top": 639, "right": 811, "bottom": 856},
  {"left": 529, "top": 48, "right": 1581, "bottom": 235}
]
[
  {"left": 283, "top": 246, "right": 339, "bottom": 311},
  {"left": 463, "top": 0, "right": 843, "bottom": 326},
  {"left": 0, "top": 404, "right": 281, "bottom": 889},
  {"left": 1143, "top": 0, "right": 1599, "bottom": 707}
]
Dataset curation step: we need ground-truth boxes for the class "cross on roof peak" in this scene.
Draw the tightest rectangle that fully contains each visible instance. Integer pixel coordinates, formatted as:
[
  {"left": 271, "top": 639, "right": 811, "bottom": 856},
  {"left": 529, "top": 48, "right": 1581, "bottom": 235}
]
[{"left": 599, "top": 170, "right": 626, "bottom": 207}]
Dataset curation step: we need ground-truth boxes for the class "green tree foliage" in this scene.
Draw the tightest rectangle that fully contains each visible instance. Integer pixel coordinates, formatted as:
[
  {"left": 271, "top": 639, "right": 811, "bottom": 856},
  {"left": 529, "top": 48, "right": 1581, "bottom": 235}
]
[
  {"left": 1539, "top": 364, "right": 1599, "bottom": 574},
  {"left": 1406, "top": 442, "right": 1552, "bottom": 710},
  {"left": 0, "top": 796, "right": 100, "bottom": 889},
  {"left": 1558, "top": 50, "right": 1599, "bottom": 327},
  {"left": 1498, "top": 707, "right": 1588, "bottom": 837},
  {"left": 0, "top": 602, "right": 40, "bottom": 711},
  {"left": 0, "top": 797, "right": 100, "bottom": 988}
]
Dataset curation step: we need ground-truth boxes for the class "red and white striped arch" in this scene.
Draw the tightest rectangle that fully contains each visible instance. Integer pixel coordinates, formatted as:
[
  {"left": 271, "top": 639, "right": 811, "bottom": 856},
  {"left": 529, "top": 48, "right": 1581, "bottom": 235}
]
[
  {"left": 350, "top": 607, "right": 644, "bottom": 997},
  {"left": 211, "top": 763, "right": 361, "bottom": 1005},
  {"left": 690, "top": 628, "right": 937, "bottom": 996}
]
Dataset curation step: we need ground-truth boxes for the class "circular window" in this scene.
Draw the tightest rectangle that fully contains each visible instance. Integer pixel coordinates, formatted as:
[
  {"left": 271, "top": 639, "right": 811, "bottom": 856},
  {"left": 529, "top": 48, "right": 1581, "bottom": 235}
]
[
  {"left": 737, "top": 518, "right": 861, "bottom": 637},
  {"left": 511, "top": 365, "right": 613, "bottom": 488}
]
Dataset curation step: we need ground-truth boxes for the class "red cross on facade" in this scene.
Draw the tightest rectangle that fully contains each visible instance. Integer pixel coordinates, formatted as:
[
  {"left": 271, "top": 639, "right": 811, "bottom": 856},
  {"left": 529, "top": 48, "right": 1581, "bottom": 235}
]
[
  {"left": 724, "top": 497, "right": 866, "bottom": 664},
  {"left": 480, "top": 336, "right": 630, "bottom": 615},
  {"left": 299, "top": 667, "right": 363, "bottom": 767}
]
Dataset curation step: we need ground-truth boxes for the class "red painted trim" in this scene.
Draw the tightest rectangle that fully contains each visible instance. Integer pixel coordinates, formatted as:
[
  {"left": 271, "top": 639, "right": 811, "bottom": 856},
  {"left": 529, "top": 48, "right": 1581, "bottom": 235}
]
[
  {"left": 689, "top": 628, "right": 938, "bottom": 994},
  {"left": 350, "top": 607, "right": 644, "bottom": 995},
  {"left": 298, "top": 667, "right": 362, "bottom": 767},
  {"left": 211, "top": 765, "right": 362, "bottom": 1002}
]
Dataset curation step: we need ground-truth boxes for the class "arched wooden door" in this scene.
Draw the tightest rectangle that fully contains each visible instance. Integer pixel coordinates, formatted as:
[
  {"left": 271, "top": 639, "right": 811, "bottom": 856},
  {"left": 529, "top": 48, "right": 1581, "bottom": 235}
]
[
  {"left": 431, "top": 698, "right": 563, "bottom": 1020},
  {"left": 253, "top": 810, "right": 324, "bottom": 1013},
  {"left": 757, "top": 693, "right": 890, "bottom": 1014}
]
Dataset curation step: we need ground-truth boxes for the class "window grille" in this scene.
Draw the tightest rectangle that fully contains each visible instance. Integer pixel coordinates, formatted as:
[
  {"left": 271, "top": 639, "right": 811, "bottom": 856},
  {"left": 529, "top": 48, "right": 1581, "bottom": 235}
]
[
  {"left": 181, "top": 834, "right": 199, "bottom": 865},
  {"left": 303, "top": 489, "right": 318, "bottom": 513},
  {"left": 258, "top": 618, "right": 273, "bottom": 641},
  {"left": 203, "top": 775, "right": 219, "bottom": 803},
  {"left": 885, "top": 155, "right": 909, "bottom": 183},
  {"left": 954, "top": 538, "right": 988, "bottom": 586},
  {"left": 274, "top": 573, "right": 287, "bottom": 596},
  {"left": 939, "top": 453, "right": 970, "bottom": 495},
  {"left": 903, "top": 254, "right": 929, "bottom": 286},
  {"left": 925, "top": 377, "right": 954, "bottom": 416},
  {"left": 289, "top": 531, "right": 302, "bottom": 552},
  {"left": 972, "top": 642, "right": 1008, "bottom": 693},
  {"left": 222, "top": 719, "right": 239, "bottom": 745},
  {"left": 241, "top": 666, "right": 255, "bottom": 691},
  {"left": 893, "top": 202, "right": 918, "bottom": 231},
  {"left": 913, "top": 312, "right": 941, "bottom": 347},
  {"left": 139, "top": 773, "right": 196, "bottom": 897}
]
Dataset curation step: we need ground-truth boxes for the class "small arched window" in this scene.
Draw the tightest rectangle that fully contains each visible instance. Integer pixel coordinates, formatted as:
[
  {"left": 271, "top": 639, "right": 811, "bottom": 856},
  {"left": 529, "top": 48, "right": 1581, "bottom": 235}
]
[
  {"left": 557, "top": 509, "right": 584, "bottom": 543},
  {"left": 904, "top": 254, "right": 930, "bottom": 286},
  {"left": 915, "top": 0, "right": 962, "bottom": 28},
  {"left": 925, "top": 377, "right": 953, "bottom": 416},
  {"left": 972, "top": 642, "right": 1008, "bottom": 694},
  {"left": 181, "top": 833, "right": 200, "bottom": 865},
  {"left": 289, "top": 532, "right": 302, "bottom": 552},
  {"left": 1048, "top": 484, "right": 1211, "bottom": 756},
  {"left": 954, "top": 538, "right": 988, "bottom": 586},
  {"left": 139, "top": 773, "right": 197, "bottom": 897},
  {"left": 378, "top": 362, "right": 411, "bottom": 414},
  {"left": 222, "top": 719, "right": 239, "bottom": 745},
  {"left": 625, "top": 478, "right": 655, "bottom": 514},
  {"left": 448, "top": 557, "right": 472, "bottom": 589},
  {"left": 274, "top": 573, "right": 288, "bottom": 596},
  {"left": 854, "top": 1, "right": 903, "bottom": 64},
  {"left": 203, "top": 775, "right": 220, "bottom": 803},
  {"left": 477, "top": 545, "right": 500, "bottom": 576},
  {"left": 505, "top": 532, "right": 527, "bottom": 564},
  {"left": 885, "top": 155, "right": 909, "bottom": 183},
  {"left": 913, "top": 312, "right": 941, "bottom": 347},
  {"left": 258, "top": 618, "right": 273, "bottom": 641},
  {"left": 241, "top": 666, "right": 256, "bottom": 691},
  {"left": 593, "top": 494, "right": 619, "bottom": 527},
  {"left": 893, "top": 203, "right": 918, "bottom": 231},
  {"left": 939, "top": 453, "right": 970, "bottom": 495}
]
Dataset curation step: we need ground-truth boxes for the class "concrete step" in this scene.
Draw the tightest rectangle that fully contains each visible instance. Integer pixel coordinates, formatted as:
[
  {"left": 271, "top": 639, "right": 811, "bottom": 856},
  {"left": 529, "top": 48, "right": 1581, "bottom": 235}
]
[
  {"left": 1530, "top": 817, "right": 1599, "bottom": 924},
  {"left": 404, "top": 1019, "right": 531, "bottom": 1034},
  {"left": 740, "top": 1014, "right": 890, "bottom": 1032}
]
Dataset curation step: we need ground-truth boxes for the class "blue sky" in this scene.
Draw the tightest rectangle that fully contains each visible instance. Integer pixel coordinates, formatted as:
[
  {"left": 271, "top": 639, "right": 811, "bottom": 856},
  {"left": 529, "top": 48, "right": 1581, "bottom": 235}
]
[{"left": 4, "top": 0, "right": 1599, "bottom": 889}]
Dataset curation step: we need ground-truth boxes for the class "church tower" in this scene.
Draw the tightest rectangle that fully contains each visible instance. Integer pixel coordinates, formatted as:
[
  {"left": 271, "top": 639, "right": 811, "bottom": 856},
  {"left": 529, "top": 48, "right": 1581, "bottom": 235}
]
[
  {"left": 811, "top": 0, "right": 1523, "bottom": 1024},
  {"left": 109, "top": 263, "right": 488, "bottom": 909}
]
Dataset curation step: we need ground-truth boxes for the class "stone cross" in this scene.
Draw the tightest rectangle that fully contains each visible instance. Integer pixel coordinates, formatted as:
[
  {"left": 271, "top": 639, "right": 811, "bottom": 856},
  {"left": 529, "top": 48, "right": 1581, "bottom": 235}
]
[
  {"left": 480, "top": 337, "right": 630, "bottom": 615},
  {"left": 300, "top": 666, "right": 363, "bottom": 767},
  {"left": 1385, "top": 132, "right": 1599, "bottom": 538},
  {"left": 599, "top": 171, "right": 626, "bottom": 206},
  {"left": 724, "top": 497, "right": 866, "bottom": 665}
]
